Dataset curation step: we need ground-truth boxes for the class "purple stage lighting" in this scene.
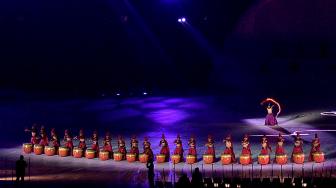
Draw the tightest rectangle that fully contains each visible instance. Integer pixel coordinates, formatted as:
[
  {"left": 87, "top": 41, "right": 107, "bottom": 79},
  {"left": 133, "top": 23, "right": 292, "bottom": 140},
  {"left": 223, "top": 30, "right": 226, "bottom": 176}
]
[
  {"left": 116, "top": 93, "right": 120, "bottom": 96},
  {"left": 181, "top": 17, "right": 186, "bottom": 22},
  {"left": 178, "top": 18, "right": 182, "bottom": 23},
  {"left": 143, "top": 92, "right": 148, "bottom": 95}
]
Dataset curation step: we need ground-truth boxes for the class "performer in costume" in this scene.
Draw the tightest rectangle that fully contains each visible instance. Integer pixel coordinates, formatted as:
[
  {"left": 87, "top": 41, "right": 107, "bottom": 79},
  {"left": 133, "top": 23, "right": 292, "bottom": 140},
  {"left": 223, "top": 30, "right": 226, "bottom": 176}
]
[
  {"left": 205, "top": 135, "right": 215, "bottom": 158},
  {"left": 24, "top": 124, "right": 39, "bottom": 145},
  {"left": 143, "top": 137, "right": 154, "bottom": 161},
  {"left": 260, "top": 135, "right": 272, "bottom": 155},
  {"left": 91, "top": 130, "right": 99, "bottom": 153},
  {"left": 275, "top": 133, "right": 285, "bottom": 155},
  {"left": 76, "top": 129, "right": 87, "bottom": 150},
  {"left": 260, "top": 98, "right": 281, "bottom": 126},
  {"left": 159, "top": 134, "right": 170, "bottom": 162},
  {"left": 241, "top": 134, "right": 252, "bottom": 163},
  {"left": 129, "top": 135, "right": 139, "bottom": 160},
  {"left": 117, "top": 135, "right": 127, "bottom": 160},
  {"left": 50, "top": 128, "right": 60, "bottom": 149},
  {"left": 63, "top": 129, "right": 74, "bottom": 154},
  {"left": 223, "top": 135, "right": 236, "bottom": 162},
  {"left": 173, "top": 134, "right": 184, "bottom": 159},
  {"left": 102, "top": 131, "right": 113, "bottom": 158},
  {"left": 265, "top": 104, "right": 278, "bottom": 126},
  {"left": 309, "top": 133, "right": 321, "bottom": 161},
  {"left": 291, "top": 132, "right": 303, "bottom": 161},
  {"left": 188, "top": 135, "right": 197, "bottom": 157},
  {"left": 39, "top": 126, "right": 49, "bottom": 146},
  {"left": 50, "top": 128, "right": 56, "bottom": 139},
  {"left": 143, "top": 137, "right": 150, "bottom": 152}
]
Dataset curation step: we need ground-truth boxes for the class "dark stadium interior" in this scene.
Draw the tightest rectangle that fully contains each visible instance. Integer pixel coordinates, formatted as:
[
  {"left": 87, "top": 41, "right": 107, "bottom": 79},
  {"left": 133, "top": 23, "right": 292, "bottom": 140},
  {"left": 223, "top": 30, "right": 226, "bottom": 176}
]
[{"left": 1, "top": 0, "right": 336, "bottom": 188}]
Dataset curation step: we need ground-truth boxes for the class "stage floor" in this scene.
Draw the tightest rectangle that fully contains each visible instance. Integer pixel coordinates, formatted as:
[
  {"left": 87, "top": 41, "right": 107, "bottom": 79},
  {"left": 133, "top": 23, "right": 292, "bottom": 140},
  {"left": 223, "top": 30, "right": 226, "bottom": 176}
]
[{"left": 0, "top": 96, "right": 335, "bottom": 187}]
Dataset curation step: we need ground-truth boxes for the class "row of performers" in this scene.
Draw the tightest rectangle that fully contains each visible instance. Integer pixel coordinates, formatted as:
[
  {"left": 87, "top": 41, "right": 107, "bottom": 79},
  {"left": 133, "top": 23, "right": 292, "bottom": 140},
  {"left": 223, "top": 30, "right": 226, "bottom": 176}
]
[
  {"left": 24, "top": 126, "right": 154, "bottom": 161},
  {"left": 24, "top": 126, "right": 323, "bottom": 164}
]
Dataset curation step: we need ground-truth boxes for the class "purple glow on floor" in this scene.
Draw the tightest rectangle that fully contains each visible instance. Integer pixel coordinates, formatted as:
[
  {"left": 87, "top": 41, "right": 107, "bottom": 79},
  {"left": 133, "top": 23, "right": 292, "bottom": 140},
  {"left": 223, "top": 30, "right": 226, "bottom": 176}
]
[
  {"left": 99, "top": 108, "right": 142, "bottom": 121},
  {"left": 163, "top": 98, "right": 188, "bottom": 104},
  {"left": 141, "top": 102, "right": 168, "bottom": 109},
  {"left": 147, "top": 109, "right": 190, "bottom": 125},
  {"left": 177, "top": 102, "right": 206, "bottom": 109}
]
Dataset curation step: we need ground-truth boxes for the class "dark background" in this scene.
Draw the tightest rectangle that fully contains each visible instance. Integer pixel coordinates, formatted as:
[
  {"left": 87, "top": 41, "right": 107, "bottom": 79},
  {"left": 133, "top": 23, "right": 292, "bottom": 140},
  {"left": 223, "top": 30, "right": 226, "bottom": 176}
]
[{"left": 1, "top": 0, "right": 336, "bottom": 98}]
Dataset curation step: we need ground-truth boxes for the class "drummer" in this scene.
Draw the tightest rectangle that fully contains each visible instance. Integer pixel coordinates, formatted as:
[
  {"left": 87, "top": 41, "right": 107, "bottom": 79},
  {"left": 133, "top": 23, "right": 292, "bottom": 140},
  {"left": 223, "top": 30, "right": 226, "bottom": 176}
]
[
  {"left": 275, "top": 133, "right": 285, "bottom": 155},
  {"left": 50, "top": 128, "right": 56, "bottom": 139},
  {"left": 159, "top": 134, "right": 170, "bottom": 162},
  {"left": 24, "top": 124, "right": 39, "bottom": 145},
  {"left": 39, "top": 126, "right": 49, "bottom": 147},
  {"left": 117, "top": 135, "right": 127, "bottom": 160},
  {"left": 173, "top": 134, "right": 184, "bottom": 159},
  {"left": 50, "top": 128, "right": 60, "bottom": 150},
  {"left": 291, "top": 132, "right": 303, "bottom": 161},
  {"left": 188, "top": 135, "right": 197, "bottom": 157},
  {"left": 205, "top": 135, "right": 215, "bottom": 158},
  {"left": 260, "top": 135, "right": 272, "bottom": 155},
  {"left": 91, "top": 130, "right": 99, "bottom": 154},
  {"left": 129, "top": 135, "right": 139, "bottom": 160},
  {"left": 76, "top": 129, "right": 87, "bottom": 150},
  {"left": 309, "top": 133, "right": 321, "bottom": 161},
  {"left": 103, "top": 131, "right": 113, "bottom": 158},
  {"left": 143, "top": 136, "right": 150, "bottom": 152},
  {"left": 223, "top": 135, "right": 236, "bottom": 162},
  {"left": 241, "top": 134, "right": 252, "bottom": 163},
  {"left": 143, "top": 137, "right": 154, "bottom": 161},
  {"left": 63, "top": 129, "right": 74, "bottom": 154}
]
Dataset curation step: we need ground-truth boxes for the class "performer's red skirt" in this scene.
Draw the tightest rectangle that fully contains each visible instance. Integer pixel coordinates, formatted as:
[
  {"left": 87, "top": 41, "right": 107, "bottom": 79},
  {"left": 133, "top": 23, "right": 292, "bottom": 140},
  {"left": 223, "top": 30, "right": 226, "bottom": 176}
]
[
  {"left": 275, "top": 146, "right": 285, "bottom": 155},
  {"left": 241, "top": 148, "right": 251, "bottom": 155},
  {"left": 188, "top": 148, "right": 197, "bottom": 156},
  {"left": 174, "top": 146, "right": 183, "bottom": 155},
  {"left": 205, "top": 147, "right": 215, "bottom": 156},
  {"left": 224, "top": 148, "right": 236, "bottom": 161}
]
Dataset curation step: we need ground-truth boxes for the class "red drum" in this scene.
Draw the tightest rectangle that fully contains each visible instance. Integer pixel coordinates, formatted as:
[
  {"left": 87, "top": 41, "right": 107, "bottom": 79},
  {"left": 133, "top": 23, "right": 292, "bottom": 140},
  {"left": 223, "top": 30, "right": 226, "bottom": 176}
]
[
  {"left": 99, "top": 150, "right": 110, "bottom": 161},
  {"left": 156, "top": 154, "right": 166, "bottom": 163},
  {"left": 34, "top": 144, "right": 43, "bottom": 155},
  {"left": 221, "top": 154, "right": 232, "bottom": 165},
  {"left": 275, "top": 154, "right": 287, "bottom": 165},
  {"left": 240, "top": 154, "right": 251, "bottom": 165},
  {"left": 171, "top": 155, "right": 181, "bottom": 164},
  {"left": 293, "top": 153, "right": 305, "bottom": 164},
  {"left": 258, "top": 155, "right": 270, "bottom": 165},
  {"left": 126, "top": 153, "right": 136, "bottom": 162},
  {"left": 139, "top": 153, "right": 148, "bottom": 163},
  {"left": 85, "top": 149, "right": 96, "bottom": 159},
  {"left": 44, "top": 146, "right": 55, "bottom": 156},
  {"left": 186, "top": 155, "right": 196, "bottom": 164},
  {"left": 313, "top": 152, "right": 325, "bottom": 163},
  {"left": 203, "top": 154, "right": 214, "bottom": 164},
  {"left": 73, "top": 147, "right": 83, "bottom": 158},
  {"left": 59, "top": 147, "right": 69, "bottom": 157},
  {"left": 113, "top": 152, "right": 123, "bottom": 161},
  {"left": 23, "top": 143, "right": 33, "bottom": 154}
]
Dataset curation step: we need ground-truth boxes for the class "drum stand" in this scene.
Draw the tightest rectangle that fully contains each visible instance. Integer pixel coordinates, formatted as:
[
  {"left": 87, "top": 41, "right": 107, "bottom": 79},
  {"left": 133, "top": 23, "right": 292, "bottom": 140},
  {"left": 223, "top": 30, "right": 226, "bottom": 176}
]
[
  {"left": 173, "top": 163, "right": 175, "bottom": 185},
  {"left": 29, "top": 157, "right": 31, "bottom": 182},
  {"left": 260, "top": 164, "right": 263, "bottom": 181}
]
